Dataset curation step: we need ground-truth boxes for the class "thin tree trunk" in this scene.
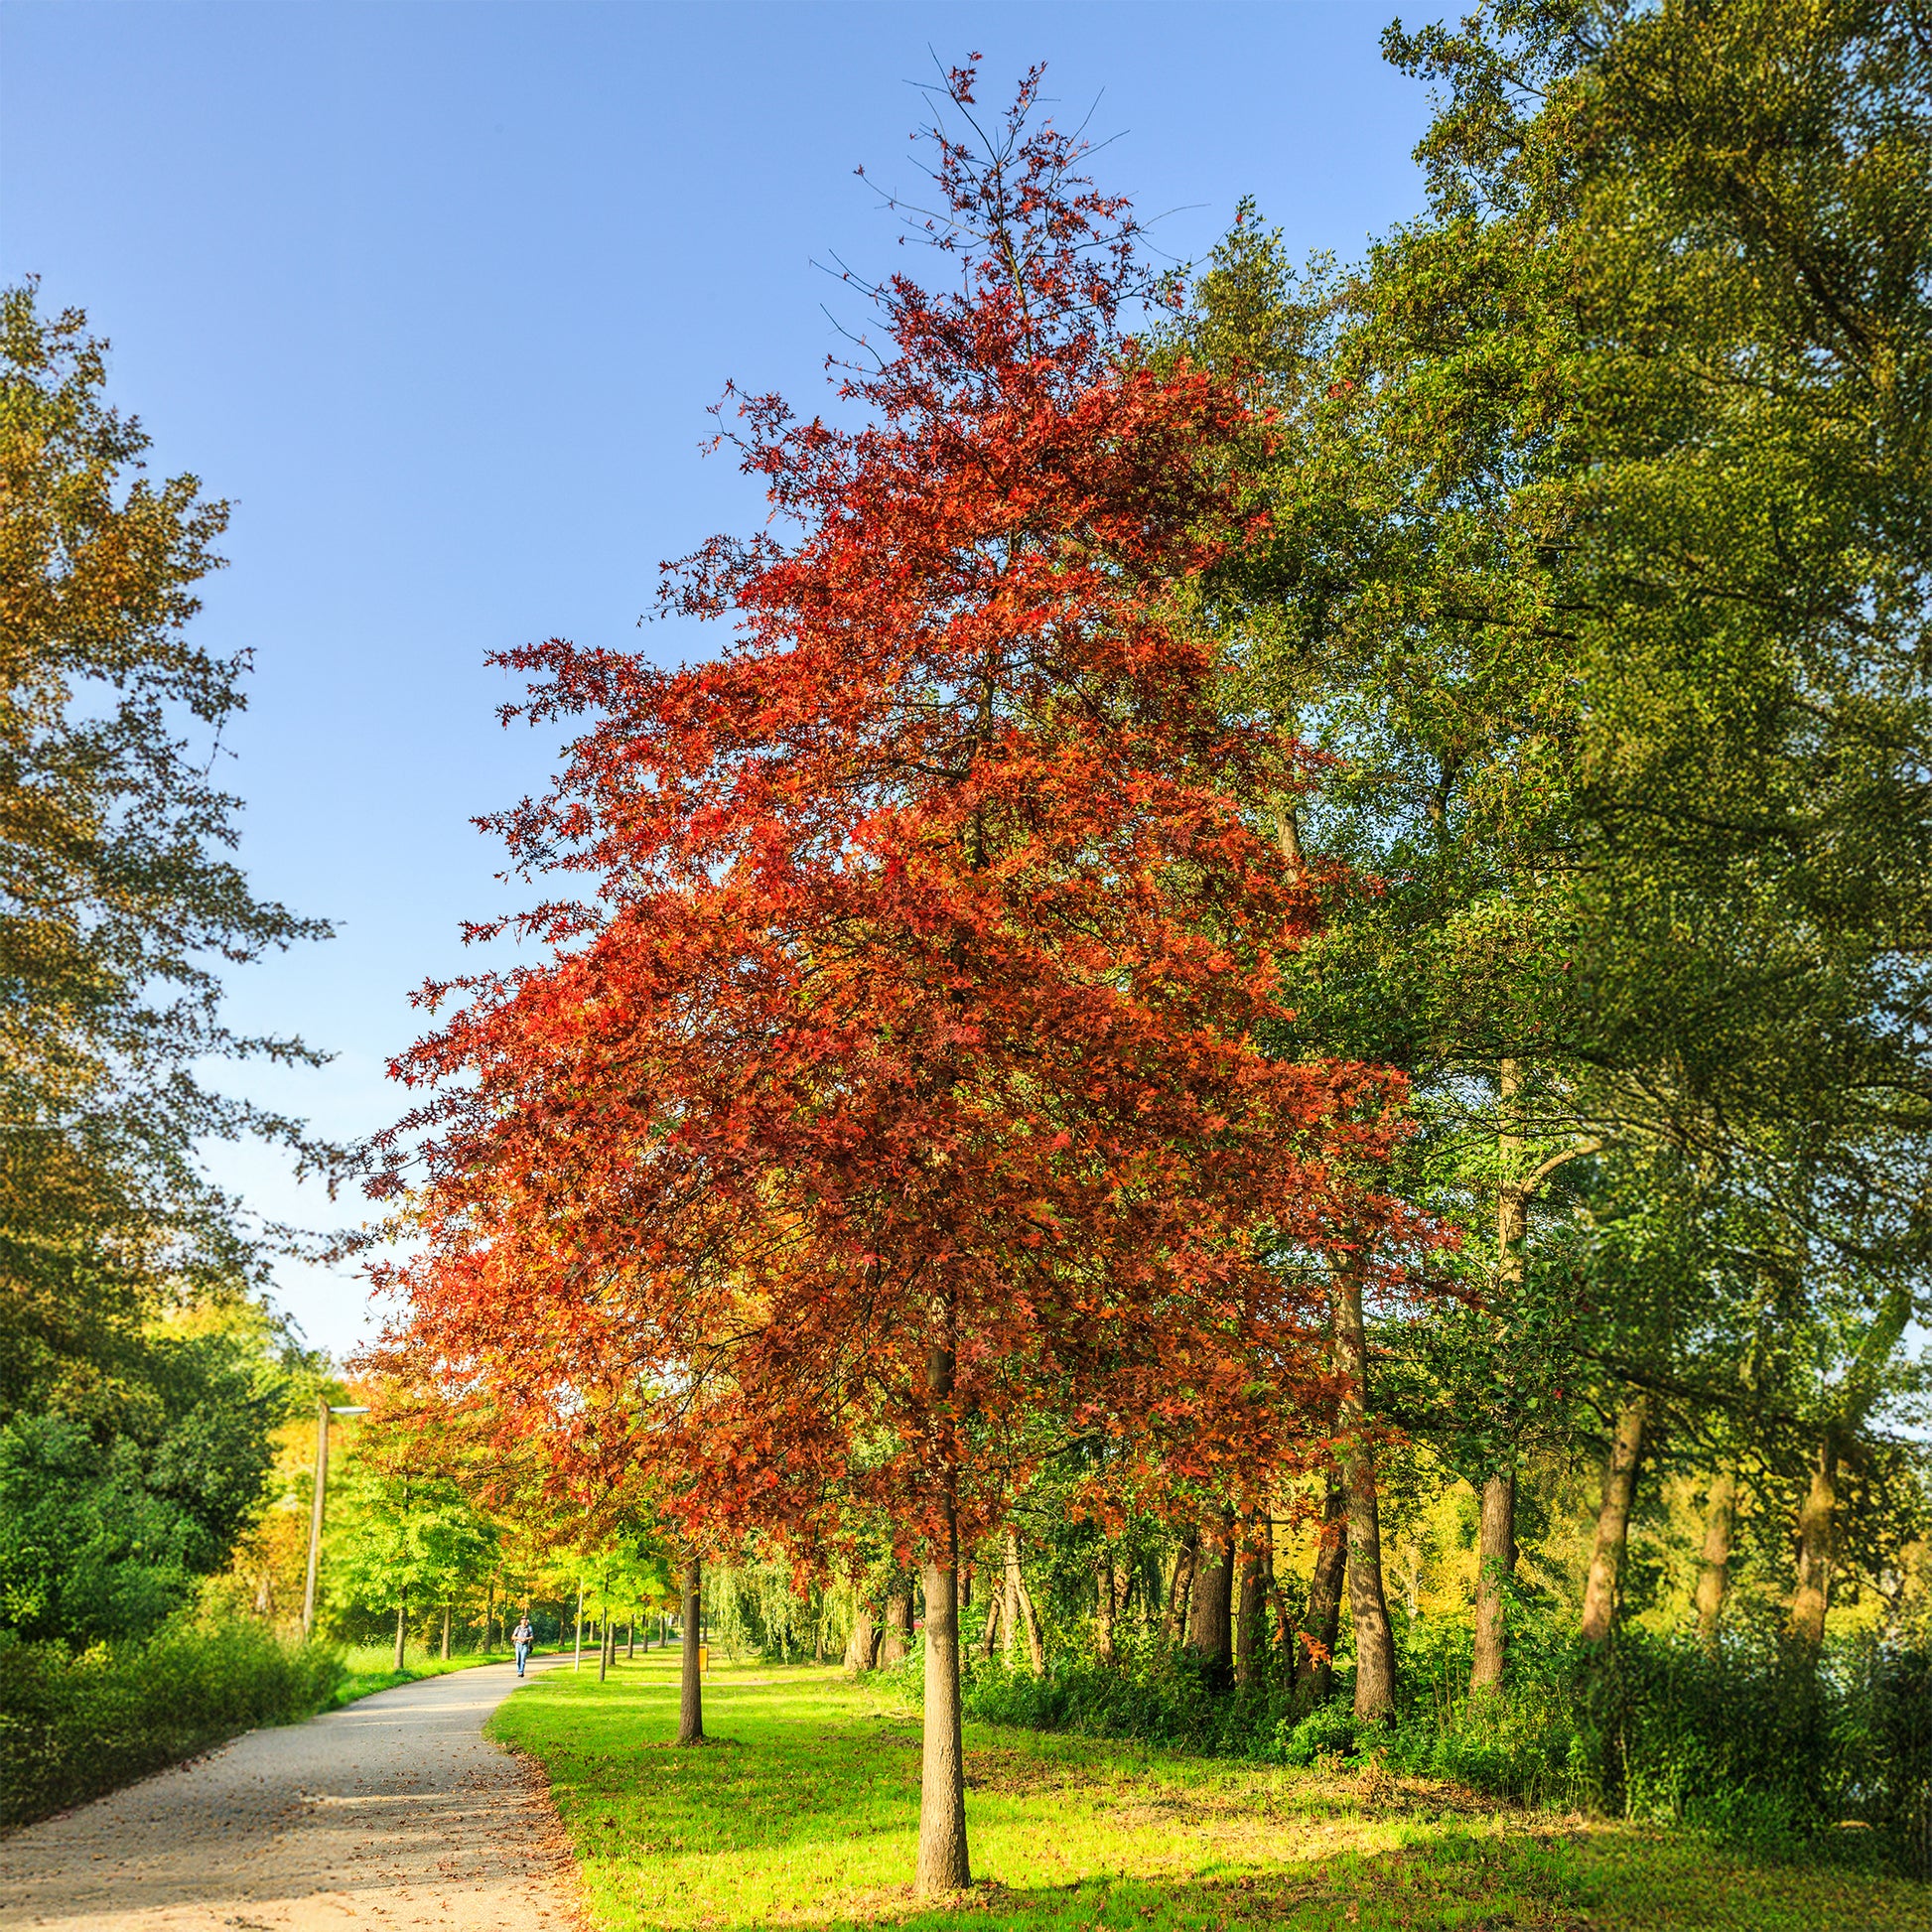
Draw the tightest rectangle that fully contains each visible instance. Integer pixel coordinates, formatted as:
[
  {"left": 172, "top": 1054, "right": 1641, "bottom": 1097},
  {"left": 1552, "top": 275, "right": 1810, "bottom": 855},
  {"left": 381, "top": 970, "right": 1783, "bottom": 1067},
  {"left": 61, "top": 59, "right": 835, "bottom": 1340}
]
[
  {"left": 441, "top": 1600, "right": 452, "bottom": 1661},
  {"left": 1789, "top": 1440, "right": 1837, "bottom": 1647},
  {"left": 1094, "top": 1554, "right": 1117, "bottom": 1664},
  {"left": 1163, "top": 1531, "right": 1198, "bottom": 1645},
  {"left": 1235, "top": 1516, "right": 1270, "bottom": 1688},
  {"left": 574, "top": 1580, "right": 585, "bottom": 1672},
  {"left": 1470, "top": 1469, "right": 1517, "bottom": 1694},
  {"left": 881, "top": 1581, "right": 914, "bottom": 1667},
  {"left": 915, "top": 1333, "right": 970, "bottom": 1894},
  {"left": 1580, "top": 1395, "right": 1650, "bottom": 1645},
  {"left": 1296, "top": 1475, "right": 1346, "bottom": 1702},
  {"left": 1470, "top": 1060, "right": 1529, "bottom": 1696},
  {"left": 1186, "top": 1507, "right": 1235, "bottom": 1689},
  {"left": 1336, "top": 1259, "right": 1397, "bottom": 1722},
  {"left": 1694, "top": 1470, "right": 1738, "bottom": 1651},
  {"left": 394, "top": 1600, "right": 407, "bottom": 1673},
  {"left": 977, "top": 1590, "right": 1001, "bottom": 1659},
  {"left": 483, "top": 1575, "right": 496, "bottom": 1654},
  {"left": 1006, "top": 1531, "right": 1044, "bottom": 1676},
  {"left": 677, "top": 1555, "right": 704, "bottom": 1745}
]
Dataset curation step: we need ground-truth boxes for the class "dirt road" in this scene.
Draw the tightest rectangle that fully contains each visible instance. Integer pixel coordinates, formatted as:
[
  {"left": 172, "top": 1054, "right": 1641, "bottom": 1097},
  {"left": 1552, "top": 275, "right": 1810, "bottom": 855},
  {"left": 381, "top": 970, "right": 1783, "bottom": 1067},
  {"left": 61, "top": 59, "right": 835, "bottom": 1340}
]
[{"left": 0, "top": 1657, "right": 582, "bottom": 1931}]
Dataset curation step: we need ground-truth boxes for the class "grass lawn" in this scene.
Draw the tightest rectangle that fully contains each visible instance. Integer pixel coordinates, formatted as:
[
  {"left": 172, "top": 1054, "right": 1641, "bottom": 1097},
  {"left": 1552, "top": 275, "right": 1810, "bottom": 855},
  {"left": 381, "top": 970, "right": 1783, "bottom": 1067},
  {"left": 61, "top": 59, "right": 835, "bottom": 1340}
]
[
  {"left": 486, "top": 1646, "right": 1924, "bottom": 1932},
  {"left": 324, "top": 1641, "right": 519, "bottom": 1710}
]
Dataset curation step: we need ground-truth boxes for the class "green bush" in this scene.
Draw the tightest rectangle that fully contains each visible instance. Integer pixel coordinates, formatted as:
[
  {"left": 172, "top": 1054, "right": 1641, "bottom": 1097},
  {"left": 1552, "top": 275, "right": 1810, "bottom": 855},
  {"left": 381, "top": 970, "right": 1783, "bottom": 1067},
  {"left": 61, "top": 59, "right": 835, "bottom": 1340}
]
[
  {"left": 0, "top": 1617, "right": 344, "bottom": 1828},
  {"left": 956, "top": 1617, "right": 1930, "bottom": 1880}
]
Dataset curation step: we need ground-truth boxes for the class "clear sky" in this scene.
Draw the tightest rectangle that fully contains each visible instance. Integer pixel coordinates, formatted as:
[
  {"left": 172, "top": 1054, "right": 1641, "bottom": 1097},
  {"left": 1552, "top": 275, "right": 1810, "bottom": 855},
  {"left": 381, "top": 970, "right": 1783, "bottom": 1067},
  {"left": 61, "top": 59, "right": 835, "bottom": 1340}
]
[{"left": 0, "top": 1, "right": 1435, "bottom": 1360}]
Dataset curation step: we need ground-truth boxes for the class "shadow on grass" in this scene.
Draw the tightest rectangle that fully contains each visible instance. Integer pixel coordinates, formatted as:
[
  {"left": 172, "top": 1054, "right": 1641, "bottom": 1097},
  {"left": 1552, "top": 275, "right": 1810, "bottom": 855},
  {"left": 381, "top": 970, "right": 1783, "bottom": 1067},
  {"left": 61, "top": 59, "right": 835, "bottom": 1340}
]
[{"left": 489, "top": 1659, "right": 1926, "bottom": 1932}]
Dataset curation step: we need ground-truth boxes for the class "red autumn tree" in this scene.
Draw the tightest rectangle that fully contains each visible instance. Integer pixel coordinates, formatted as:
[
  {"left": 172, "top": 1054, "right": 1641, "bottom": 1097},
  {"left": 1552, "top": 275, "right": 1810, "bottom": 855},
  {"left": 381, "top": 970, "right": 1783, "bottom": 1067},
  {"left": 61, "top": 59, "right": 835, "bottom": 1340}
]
[{"left": 374, "top": 64, "right": 1404, "bottom": 1893}]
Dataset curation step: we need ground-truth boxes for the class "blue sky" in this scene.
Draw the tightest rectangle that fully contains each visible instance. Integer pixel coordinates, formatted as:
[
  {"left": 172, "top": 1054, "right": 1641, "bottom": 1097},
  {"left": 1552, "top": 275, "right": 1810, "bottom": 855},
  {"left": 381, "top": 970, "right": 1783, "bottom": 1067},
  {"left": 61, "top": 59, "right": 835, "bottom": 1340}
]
[{"left": 0, "top": 1, "right": 1435, "bottom": 1358}]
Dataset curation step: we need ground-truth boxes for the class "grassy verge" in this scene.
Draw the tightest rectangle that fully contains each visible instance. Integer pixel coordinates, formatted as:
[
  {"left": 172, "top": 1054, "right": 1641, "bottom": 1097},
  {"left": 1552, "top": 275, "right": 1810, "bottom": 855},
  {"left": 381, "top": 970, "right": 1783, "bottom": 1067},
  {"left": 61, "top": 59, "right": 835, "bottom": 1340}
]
[
  {"left": 487, "top": 1648, "right": 1928, "bottom": 1931},
  {"left": 323, "top": 1641, "right": 520, "bottom": 1710}
]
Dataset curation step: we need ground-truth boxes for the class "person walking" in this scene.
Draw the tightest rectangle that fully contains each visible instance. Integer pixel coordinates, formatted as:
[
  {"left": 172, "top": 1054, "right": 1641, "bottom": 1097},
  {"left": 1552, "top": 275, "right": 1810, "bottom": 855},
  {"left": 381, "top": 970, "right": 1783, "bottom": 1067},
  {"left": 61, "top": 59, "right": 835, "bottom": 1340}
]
[{"left": 512, "top": 1613, "right": 535, "bottom": 1677}]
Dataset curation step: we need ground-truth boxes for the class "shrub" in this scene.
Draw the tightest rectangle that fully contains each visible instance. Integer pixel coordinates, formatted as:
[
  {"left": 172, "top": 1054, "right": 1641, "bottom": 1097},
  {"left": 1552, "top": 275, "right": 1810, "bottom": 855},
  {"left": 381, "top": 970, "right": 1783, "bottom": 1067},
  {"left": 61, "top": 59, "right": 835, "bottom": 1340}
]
[{"left": 0, "top": 1617, "right": 344, "bottom": 1828}]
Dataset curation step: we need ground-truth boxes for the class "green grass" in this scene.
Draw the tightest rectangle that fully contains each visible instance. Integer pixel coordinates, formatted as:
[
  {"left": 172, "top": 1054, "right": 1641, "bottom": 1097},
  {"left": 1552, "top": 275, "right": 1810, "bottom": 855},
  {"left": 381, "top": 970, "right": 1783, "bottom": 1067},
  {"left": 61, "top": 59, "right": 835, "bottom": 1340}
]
[
  {"left": 323, "top": 1641, "right": 520, "bottom": 1711},
  {"left": 486, "top": 1648, "right": 1927, "bottom": 1931}
]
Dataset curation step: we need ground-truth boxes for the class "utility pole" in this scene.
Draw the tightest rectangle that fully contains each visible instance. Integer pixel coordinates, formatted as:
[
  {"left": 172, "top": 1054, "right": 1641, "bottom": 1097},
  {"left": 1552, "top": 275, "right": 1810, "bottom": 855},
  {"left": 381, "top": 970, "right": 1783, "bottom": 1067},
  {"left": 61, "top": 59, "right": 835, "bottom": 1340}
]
[{"left": 300, "top": 1400, "right": 368, "bottom": 1641}]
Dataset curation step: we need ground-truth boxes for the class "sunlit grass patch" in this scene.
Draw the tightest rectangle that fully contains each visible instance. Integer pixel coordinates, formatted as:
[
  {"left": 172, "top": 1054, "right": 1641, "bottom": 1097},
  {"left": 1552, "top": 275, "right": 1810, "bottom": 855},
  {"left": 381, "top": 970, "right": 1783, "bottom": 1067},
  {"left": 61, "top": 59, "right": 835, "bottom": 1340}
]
[{"left": 487, "top": 1648, "right": 1927, "bottom": 1931}]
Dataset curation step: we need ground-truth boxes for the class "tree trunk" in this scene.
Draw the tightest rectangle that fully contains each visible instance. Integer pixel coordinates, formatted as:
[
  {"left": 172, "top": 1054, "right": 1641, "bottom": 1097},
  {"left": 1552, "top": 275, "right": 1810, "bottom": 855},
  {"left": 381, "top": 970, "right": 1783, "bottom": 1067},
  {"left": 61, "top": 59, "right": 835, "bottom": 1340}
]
[
  {"left": 394, "top": 1600, "right": 407, "bottom": 1673},
  {"left": 483, "top": 1575, "right": 496, "bottom": 1654},
  {"left": 1336, "top": 1260, "right": 1397, "bottom": 1722},
  {"left": 1235, "top": 1516, "right": 1270, "bottom": 1688},
  {"left": 574, "top": 1580, "right": 585, "bottom": 1672},
  {"left": 440, "top": 1600, "right": 451, "bottom": 1662},
  {"left": 977, "top": 1588, "right": 1001, "bottom": 1660},
  {"left": 1789, "top": 1439, "right": 1837, "bottom": 1647},
  {"left": 677, "top": 1556, "right": 704, "bottom": 1745},
  {"left": 1163, "top": 1530, "right": 1198, "bottom": 1645},
  {"left": 846, "top": 1600, "right": 879, "bottom": 1673},
  {"left": 915, "top": 1332, "right": 970, "bottom": 1894},
  {"left": 1694, "top": 1470, "right": 1738, "bottom": 1651},
  {"left": 1094, "top": 1554, "right": 1117, "bottom": 1664},
  {"left": 1580, "top": 1395, "right": 1650, "bottom": 1645},
  {"left": 1470, "top": 1468, "right": 1517, "bottom": 1694},
  {"left": 1185, "top": 1507, "right": 1235, "bottom": 1689},
  {"left": 1295, "top": 1475, "right": 1346, "bottom": 1703},
  {"left": 1471, "top": 1058, "right": 1529, "bottom": 1695},
  {"left": 881, "top": 1581, "right": 914, "bottom": 1667},
  {"left": 1005, "top": 1531, "right": 1044, "bottom": 1676}
]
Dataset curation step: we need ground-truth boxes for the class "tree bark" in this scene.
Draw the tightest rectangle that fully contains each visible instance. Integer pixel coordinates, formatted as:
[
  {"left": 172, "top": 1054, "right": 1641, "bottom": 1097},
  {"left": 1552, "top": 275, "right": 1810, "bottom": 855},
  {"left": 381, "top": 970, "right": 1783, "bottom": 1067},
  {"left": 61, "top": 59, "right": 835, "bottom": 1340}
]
[
  {"left": 394, "top": 1600, "right": 407, "bottom": 1674},
  {"left": 1235, "top": 1516, "right": 1270, "bottom": 1688},
  {"left": 881, "top": 1581, "right": 914, "bottom": 1668},
  {"left": 846, "top": 1600, "right": 879, "bottom": 1673},
  {"left": 1580, "top": 1395, "right": 1650, "bottom": 1645},
  {"left": 1186, "top": 1507, "right": 1235, "bottom": 1689},
  {"left": 977, "top": 1588, "right": 1001, "bottom": 1660},
  {"left": 1470, "top": 1469, "right": 1517, "bottom": 1694},
  {"left": 1789, "top": 1439, "right": 1837, "bottom": 1647},
  {"left": 677, "top": 1555, "right": 704, "bottom": 1745},
  {"left": 1094, "top": 1554, "right": 1117, "bottom": 1664},
  {"left": 1295, "top": 1476, "right": 1346, "bottom": 1703},
  {"left": 1005, "top": 1530, "right": 1044, "bottom": 1676},
  {"left": 627, "top": 1619, "right": 635, "bottom": 1659},
  {"left": 1694, "top": 1470, "right": 1738, "bottom": 1651},
  {"left": 1336, "top": 1259, "right": 1397, "bottom": 1722},
  {"left": 1470, "top": 1059, "right": 1528, "bottom": 1696},
  {"left": 1163, "top": 1530, "right": 1198, "bottom": 1645},
  {"left": 441, "top": 1600, "right": 452, "bottom": 1662},
  {"left": 915, "top": 1333, "right": 970, "bottom": 1895}
]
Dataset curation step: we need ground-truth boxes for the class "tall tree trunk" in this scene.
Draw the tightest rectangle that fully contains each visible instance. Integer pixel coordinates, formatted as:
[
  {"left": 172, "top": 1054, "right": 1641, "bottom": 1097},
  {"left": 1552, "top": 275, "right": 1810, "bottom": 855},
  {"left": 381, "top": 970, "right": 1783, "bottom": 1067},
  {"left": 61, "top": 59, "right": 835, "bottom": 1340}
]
[
  {"left": 916, "top": 1334, "right": 969, "bottom": 1895},
  {"left": 1471, "top": 1058, "right": 1527, "bottom": 1696},
  {"left": 1695, "top": 1470, "right": 1738, "bottom": 1651},
  {"left": 977, "top": 1587, "right": 1001, "bottom": 1660},
  {"left": 1235, "top": 1516, "right": 1270, "bottom": 1688},
  {"left": 394, "top": 1599, "right": 407, "bottom": 1673},
  {"left": 627, "top": 1620, "right": 635, "bottom": 1660},
  {"left": 1336, "top": 1259, "right": 1397, "bottom": 1721},
  {"left": 483, "top": 1575, "right": 496, "bottom": 1654},
  {"left": 1470, "top": 1469, "right": 1517, "bottom": 1694},
  {"left": 1162, "top": 1530, "right": 1198, "bottom": 1645},
  {"left": 441, "top": 1600, "right": 452, "bottom": 1662},
  {"left": 1295, "top": 1476, "right": 1346, "bottom": 1703},
  {"left": 1005, "top": 1531, "right": 1044, "bottom": 1676},
  {"left": 1094, "top": 1554, "right": 1117, "bottom": 1664},
  {"left": 1186, "top": 1507, "right": 1235, "bottom": 1689},
  {"left": 1580, "top": 1395, "right": 1650, "bottom": 1645},
  {"left": 1789, "top": 1438, "right": 1837, "bottom": 1647},
  {"left": 677, "top": 1555, "right": 704, "bottom": 1745},
  {"left": 881, "top": 1581, "right": 914, "bottom": 1667}
]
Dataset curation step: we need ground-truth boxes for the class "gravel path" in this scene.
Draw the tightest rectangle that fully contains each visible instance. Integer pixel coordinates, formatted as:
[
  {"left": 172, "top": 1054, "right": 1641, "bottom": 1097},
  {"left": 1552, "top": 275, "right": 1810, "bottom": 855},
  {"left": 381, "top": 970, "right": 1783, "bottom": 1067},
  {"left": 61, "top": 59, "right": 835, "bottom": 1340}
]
[{"left": 0, "top": 1657, "right": 584, "bottom": 1931}]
